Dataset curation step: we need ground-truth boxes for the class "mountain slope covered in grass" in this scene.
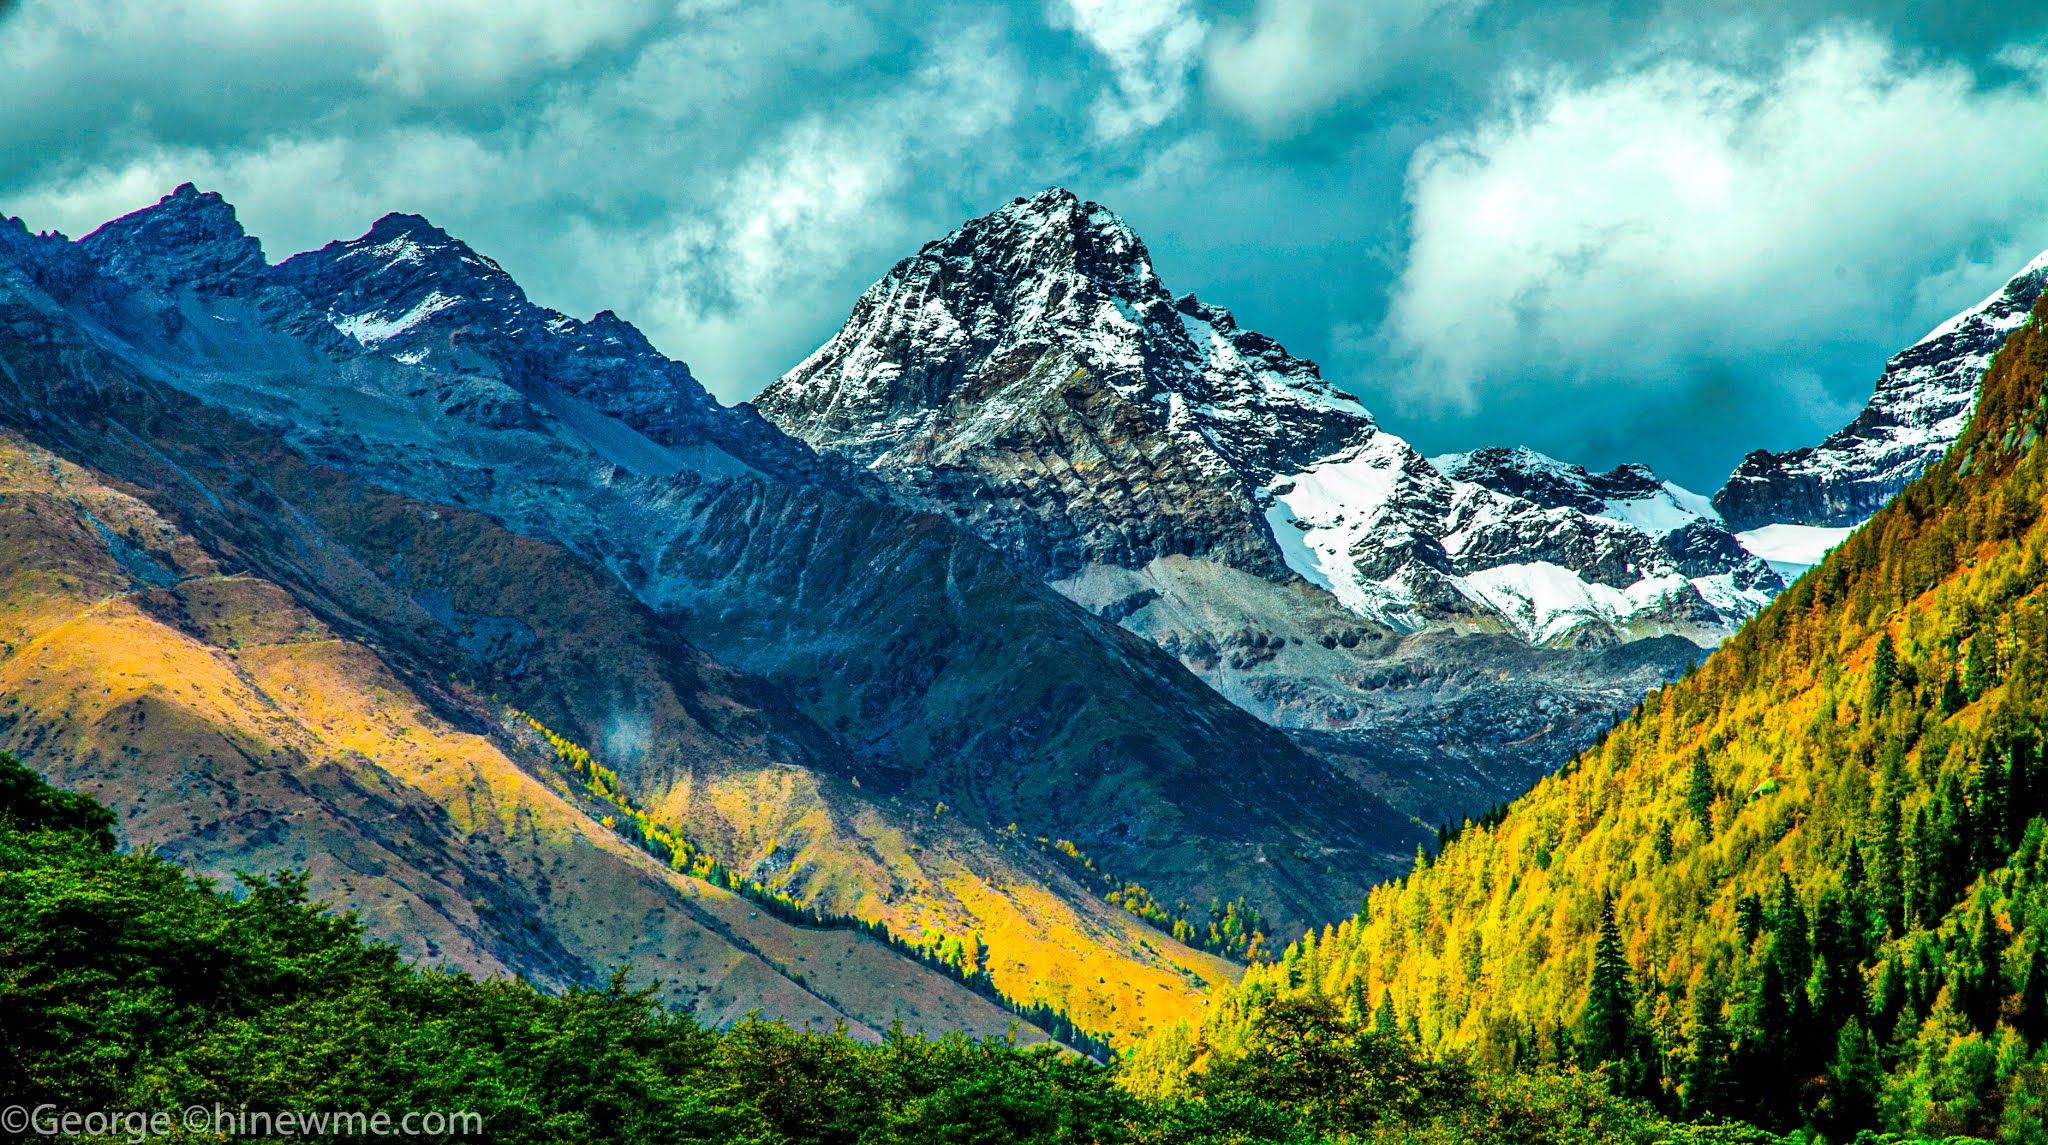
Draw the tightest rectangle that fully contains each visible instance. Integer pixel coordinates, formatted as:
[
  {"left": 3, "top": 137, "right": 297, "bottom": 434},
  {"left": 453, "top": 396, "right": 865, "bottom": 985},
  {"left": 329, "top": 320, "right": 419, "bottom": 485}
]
[{"left": 1143, "top": 291, "right": 2048, "bottom": 1142}]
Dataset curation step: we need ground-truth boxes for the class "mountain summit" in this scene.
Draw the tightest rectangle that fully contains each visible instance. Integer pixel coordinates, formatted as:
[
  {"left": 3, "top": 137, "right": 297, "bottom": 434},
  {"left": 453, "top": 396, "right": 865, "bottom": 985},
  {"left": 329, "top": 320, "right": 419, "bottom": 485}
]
[
  {"left": 760, "top": 186, "right": 1377, "bottom": 580},
  {"left": 758, "top": 187, "right": 1774, "bottom": 641},
  {"left": 757, "top": 188, "right": 1784, "bottom": 825}
]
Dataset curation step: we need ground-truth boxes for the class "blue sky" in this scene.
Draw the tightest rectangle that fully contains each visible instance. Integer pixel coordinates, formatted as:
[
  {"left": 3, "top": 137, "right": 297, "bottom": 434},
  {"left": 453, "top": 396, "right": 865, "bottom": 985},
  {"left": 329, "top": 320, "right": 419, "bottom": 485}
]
[{"left": 3, "top": 0, "right": 2046, "bottom": 490}]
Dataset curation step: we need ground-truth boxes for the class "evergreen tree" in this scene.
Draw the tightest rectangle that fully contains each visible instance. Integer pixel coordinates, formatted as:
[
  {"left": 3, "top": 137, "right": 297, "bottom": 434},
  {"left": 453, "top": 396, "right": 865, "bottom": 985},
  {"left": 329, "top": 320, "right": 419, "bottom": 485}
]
[
  {"left": 1819, "top": 1020, "right": 1882, "bottom": 1138},
  {"left": 1579, "top": 898, "right": 1644, "bottom": 1093},
  {"left": 1870, "top": 632, "right": 1898, "bottom": 710},
  {"left": 1736, "top": 893, "right": 1766, "bottom": 945},
  {"left": 1965, "top": 627, "right": 1998, "bottom": 698},
  {"left": 1373, "top": 989, "right": 1398, "bottom": 1037},
  {"left": 1686, "top": 754, "right": 1715, "bottom": 833},
  {"left": 1811, "top": 892, "right": 1865, "bottom": 1030},
  {"left": 1678, "top": 989, "right": 1730, "bottom": 1118},
  {"left": 1942, "top": 664, "right": 1967, "bottom": 714}
]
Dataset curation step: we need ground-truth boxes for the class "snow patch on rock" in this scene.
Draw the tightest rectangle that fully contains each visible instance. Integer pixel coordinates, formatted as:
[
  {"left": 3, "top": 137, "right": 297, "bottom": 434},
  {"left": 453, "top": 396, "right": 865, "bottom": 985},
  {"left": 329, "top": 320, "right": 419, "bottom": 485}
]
[{"left": 331, "top": 290, "right": 457, "bottom": 346}]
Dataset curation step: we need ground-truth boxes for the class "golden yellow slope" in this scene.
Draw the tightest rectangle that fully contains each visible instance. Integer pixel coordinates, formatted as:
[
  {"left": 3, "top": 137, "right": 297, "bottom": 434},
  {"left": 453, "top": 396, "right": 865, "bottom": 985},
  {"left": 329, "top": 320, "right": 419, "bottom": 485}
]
[{"left": 0, "top": 431, "right": 1048, "bottom": 1040}]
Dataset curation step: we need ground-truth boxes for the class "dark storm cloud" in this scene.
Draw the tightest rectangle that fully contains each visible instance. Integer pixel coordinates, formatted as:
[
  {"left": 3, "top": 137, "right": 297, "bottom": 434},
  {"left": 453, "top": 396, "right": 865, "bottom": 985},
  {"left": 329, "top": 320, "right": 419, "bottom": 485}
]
[{"left": 1, "top": 1, "right": 2043, "bottom": 490}]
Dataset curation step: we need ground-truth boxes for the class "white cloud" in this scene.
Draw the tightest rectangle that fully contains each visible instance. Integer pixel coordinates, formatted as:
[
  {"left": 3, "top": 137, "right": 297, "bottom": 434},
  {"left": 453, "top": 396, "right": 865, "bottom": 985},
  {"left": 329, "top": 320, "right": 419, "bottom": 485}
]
[
  {"left": 1206, "top": 0, "right": 1477, "bottom": 133},
  {"left": 4, "top": 130, "right": 506, "bottom": 255},
  {"left": 1381, "top": 28, "right": 2048, "bottom": 417},
  {"left": 0, "top": 0, "right": 659, "bottom": 96},
  {"left": 634, "top": 29, "right": 1025, "bottom": 397},
  {"left": 354, "top": 0, "right": 661, "bottom": 93},
  {"left": 1050, "top": 0, "right": 1207, "bottom": 139}
]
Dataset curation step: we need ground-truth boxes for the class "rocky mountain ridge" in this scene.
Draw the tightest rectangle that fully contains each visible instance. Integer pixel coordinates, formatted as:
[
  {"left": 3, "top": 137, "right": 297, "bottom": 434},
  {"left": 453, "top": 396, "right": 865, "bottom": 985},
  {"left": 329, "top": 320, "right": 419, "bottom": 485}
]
[{"left": 754, "top": 189, "right": 1787, "bottom": 823}]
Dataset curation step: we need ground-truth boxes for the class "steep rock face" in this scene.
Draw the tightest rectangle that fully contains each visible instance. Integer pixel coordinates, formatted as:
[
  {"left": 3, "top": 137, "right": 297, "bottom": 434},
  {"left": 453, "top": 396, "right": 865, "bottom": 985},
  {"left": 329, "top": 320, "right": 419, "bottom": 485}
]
[
  {"left": 1715, "top": 249, "right": 2048, "bottom": 532},
  {"left": 757, "top": 189, "right": 1377, "bottom": 580},
  {"left": 2, "top": 186, "right": 1426, "bottom": 985}
]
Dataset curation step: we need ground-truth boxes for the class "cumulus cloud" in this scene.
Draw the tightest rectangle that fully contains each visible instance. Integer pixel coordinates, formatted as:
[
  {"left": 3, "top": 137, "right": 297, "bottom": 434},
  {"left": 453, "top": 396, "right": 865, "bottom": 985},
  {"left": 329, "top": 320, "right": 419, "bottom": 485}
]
[
  {"left": 1380, "top": 28, "right": 2048, "bottom": 429},
  {"left": 1206, "top": 0, "right": 1479, "bottom": 132},
  {"left": 1050, "top": 0, "right": 1207, "bottom": 138}
]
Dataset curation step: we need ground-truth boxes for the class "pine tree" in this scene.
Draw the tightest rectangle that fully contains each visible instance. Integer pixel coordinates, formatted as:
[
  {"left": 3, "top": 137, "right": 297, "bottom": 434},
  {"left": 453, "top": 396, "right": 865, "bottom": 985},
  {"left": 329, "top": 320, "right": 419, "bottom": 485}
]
[
  {"left": 1870, "top": 632, "right": 1898, "bottom": 711},
  {"left": 1373, "top": 989, "right": 1398, "bottom": 1037},
  {"left": 1966, "top": 627, "right": 1998, "bottom": 699},
  {"left": 1580, "top": 899, "right": 1638, "bottom": 1081},
  {"left": 1820, "top": 1019, "right": 1883, "bottom": 1138},
  {"left": 1942, "top": 663, "right": 1967, "bottom": 713},
  {"left": 1679, "top": 988, "right": 1731, "bottom": 1118},
  {"left": 1686, "top": 754, "right": 1715, "bottom": 833}
]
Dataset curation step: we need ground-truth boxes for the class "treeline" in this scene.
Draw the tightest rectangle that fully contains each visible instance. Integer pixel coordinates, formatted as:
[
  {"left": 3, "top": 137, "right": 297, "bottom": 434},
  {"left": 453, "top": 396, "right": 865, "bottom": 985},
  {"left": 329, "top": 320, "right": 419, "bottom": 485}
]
[
  {"left": 516, "top": 712, "right": 1115, "bottom": 1059},
  {"left": 0, "top": 750, "right": 1785, "bottom": 1144},
  {"left": 1175, "top": 293, "right": 2048, "bottom": 1142}
]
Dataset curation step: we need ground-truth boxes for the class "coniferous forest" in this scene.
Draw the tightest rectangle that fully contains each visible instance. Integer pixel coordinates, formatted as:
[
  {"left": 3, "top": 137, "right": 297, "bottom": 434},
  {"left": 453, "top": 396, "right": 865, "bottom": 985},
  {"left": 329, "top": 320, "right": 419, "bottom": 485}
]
[{"left": 3, "top": 749, "right": 1776, "bottom": 1144}]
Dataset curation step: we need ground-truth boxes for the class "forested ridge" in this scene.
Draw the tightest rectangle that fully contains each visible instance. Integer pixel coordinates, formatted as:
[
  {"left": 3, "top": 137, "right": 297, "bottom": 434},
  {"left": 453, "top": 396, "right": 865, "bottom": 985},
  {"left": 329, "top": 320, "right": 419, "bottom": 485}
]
[{"left": 1136, "top": 293, "right": 2048, "bottom": 1142}]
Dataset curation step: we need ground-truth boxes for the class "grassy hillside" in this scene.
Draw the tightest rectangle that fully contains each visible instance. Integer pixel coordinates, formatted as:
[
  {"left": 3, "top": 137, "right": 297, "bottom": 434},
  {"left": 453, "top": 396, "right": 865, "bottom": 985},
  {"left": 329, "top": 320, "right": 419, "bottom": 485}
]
[{"left": 1142, "top": 292, "right": 2048, "bottom": 1142}]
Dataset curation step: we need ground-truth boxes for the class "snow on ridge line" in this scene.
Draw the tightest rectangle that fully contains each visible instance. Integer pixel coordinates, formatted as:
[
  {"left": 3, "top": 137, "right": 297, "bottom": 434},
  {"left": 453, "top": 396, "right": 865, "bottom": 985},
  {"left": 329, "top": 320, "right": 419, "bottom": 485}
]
[
  {"left": 1595, "top": 483, "right": 1718, "bottom": 536},
  {"left": 1915, "top": 246, "right": 2048, "bottom": 345}
]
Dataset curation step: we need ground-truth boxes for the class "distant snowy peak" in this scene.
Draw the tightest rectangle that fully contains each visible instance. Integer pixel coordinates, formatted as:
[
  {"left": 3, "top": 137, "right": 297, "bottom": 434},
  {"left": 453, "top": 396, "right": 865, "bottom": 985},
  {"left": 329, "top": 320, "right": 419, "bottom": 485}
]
[
  {"left": 1268, "top": 440, "right": 1781, "bottom": 643},
  {"left": 1433, "top": 446, "right": 1718, "bottom": 535},
  {"left": 1715, "top": 248, "right": 2048, "bottom": 531},
  {"left": 759, "top": 187, "right": 1378, "bottom": 483}
]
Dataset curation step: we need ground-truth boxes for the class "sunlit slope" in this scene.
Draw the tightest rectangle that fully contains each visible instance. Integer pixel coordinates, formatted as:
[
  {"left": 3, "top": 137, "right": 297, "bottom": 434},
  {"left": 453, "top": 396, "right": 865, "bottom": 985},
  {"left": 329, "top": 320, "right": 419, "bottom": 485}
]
[
  {"left": 0, "top": 431, "right": 1061, "bottom": 1039},
  {"left": 1168, "top": 293, "right": 2048, "bottom": 1135},
  {"left": 266, "top": 460, "right": 1238, "bottom": 1042},
  {"left": 0, "top": 278, "right": 1233, "bottom": 1046}
]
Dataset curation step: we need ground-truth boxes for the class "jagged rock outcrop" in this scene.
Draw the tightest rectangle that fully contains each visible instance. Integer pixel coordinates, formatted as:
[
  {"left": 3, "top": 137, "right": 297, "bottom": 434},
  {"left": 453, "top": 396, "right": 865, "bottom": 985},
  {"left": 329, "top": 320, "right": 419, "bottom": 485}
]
[{"left": 1715, "top": 250, "right": 2048, "bottom": 532}]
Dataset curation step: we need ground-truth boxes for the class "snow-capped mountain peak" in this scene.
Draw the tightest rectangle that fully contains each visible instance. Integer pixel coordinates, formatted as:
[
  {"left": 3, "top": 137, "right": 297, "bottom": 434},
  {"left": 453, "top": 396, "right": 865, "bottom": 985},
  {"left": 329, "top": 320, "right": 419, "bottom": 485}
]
[{"left": 761, "top": 188, "right": 1379, "bottom": 486}]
